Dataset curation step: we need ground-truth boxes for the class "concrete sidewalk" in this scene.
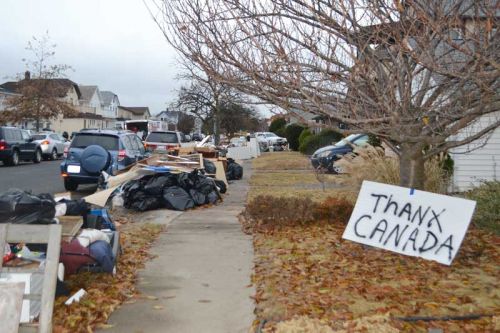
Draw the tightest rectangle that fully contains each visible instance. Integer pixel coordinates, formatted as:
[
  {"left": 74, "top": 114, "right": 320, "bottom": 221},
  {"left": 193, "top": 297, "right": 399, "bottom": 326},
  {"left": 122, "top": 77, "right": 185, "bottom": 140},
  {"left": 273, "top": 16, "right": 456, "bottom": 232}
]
[{"left": 100, "top": 162, "right": 254, "bottom": 333}]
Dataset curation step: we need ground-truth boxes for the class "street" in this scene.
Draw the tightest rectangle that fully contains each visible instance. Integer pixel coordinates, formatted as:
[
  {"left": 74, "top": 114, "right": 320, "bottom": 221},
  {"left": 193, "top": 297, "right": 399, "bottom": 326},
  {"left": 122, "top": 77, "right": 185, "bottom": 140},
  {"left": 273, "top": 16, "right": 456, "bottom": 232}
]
[{"left": 0, "top": 160, "right": 96, "bottom": 195}]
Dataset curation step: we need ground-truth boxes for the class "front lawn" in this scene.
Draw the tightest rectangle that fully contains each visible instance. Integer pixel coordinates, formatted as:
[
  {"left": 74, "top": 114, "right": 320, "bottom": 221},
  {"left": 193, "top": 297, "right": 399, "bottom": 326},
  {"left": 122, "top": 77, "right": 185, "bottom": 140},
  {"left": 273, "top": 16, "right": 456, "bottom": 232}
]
[{"left": 247, "top": 152, "right": 500, "bottom": 332}]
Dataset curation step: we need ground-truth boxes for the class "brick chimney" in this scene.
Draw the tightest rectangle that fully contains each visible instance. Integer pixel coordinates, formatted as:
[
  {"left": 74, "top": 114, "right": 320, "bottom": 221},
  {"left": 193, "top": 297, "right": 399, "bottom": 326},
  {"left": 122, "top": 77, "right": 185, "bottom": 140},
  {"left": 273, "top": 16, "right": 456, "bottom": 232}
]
[{"left": 24, "top": 71, "right": 31, "bottom": 80}]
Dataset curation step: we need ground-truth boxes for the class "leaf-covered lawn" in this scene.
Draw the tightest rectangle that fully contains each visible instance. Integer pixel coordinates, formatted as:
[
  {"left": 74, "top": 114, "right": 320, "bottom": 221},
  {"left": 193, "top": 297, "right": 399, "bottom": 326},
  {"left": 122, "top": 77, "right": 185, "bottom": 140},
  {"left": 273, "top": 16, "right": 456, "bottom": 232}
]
[
  {"left": 53, "top": 221, "right": 164, "bottom": 333},
  {"left": 249, "top": 152, "right": 500, "bottom": 332}
]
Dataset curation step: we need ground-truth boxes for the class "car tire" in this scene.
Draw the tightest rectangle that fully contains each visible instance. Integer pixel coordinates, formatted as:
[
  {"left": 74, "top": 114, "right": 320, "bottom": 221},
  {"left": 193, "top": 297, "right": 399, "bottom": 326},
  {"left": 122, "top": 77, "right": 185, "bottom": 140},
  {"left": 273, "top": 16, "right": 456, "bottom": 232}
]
[
  {"left": 50, "top": 148, "right": 58, "bottom": 160},
  {"left": 33, "top": 149, "right": 42, "bottom": 163},
  {"left": 64, "top": 178, "right": 78, "bottom": 191},
  {"left": 6, "top": 149, "right": 19, "bottom": 166},
  {"left": 328, "top": 163, "right": 342, "bottom": 174}
]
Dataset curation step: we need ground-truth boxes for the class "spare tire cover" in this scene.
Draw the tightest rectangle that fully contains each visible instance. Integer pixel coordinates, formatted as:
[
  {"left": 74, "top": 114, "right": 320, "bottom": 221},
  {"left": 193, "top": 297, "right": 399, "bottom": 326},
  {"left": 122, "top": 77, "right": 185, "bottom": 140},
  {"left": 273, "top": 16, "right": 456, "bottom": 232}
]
[{"left": 80, "top": 145, "right": 111, "bottom": 174}]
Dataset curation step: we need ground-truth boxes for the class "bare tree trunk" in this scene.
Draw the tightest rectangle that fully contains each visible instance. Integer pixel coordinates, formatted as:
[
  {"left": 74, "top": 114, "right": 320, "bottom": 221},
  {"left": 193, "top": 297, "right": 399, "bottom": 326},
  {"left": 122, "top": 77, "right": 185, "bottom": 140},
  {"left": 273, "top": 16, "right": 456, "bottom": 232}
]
[
  {"left": 399, "top": 143, "right": 425, "bottom": 190},
  {"left": 35, "top": 107, "right": 40, "bottom": 132}
]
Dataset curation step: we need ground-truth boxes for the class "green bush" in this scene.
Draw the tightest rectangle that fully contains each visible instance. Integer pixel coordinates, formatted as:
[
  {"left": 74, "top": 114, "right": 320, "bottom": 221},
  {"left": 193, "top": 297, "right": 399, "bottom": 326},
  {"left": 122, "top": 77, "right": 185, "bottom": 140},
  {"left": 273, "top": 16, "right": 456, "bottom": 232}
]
[
  {"left": 269, "top": 118, "right": 287, "bottom": 133},
  {"left": 367, "top": 134, "right": 381, "bottom": 147},
  {"left": 274, "top": 127, "right": 286, "bottom": 138},
  {"left": 299, "top": 128, "right": 344, "bottom": 155},
  {"left": 465, "top": 181, "right": 500, "bottom": 235},
  {"left": 284, "top": 124, "right": 306, "bottom": 151},
  {"left": 298, "top": 128, "right": 312, "bottom": 147}
]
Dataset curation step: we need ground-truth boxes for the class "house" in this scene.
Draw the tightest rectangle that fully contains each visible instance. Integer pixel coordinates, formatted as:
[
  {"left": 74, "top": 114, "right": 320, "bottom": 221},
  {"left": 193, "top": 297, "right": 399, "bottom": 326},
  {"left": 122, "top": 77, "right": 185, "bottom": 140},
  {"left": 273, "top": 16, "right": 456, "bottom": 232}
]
[
  {"left": 117, "top": 106, "right": 151, "bottom": 120},
  {"left": 100, "top": 91, "right": 120, "bottom": 118},
  {"left": 285, "top": 108, "right": 344, "bottom": 134},
  {"left": 78, "top": 85, "right": 102, "bottom": 114},
  {"left": 154, "top": 110, "right": 180, "bottom": 130},
  {"left": 0, "top": 86, "right": 20, "bottom": 112},
  {"left": 0, "top": 73, "right": 82, "bottom": 130}
]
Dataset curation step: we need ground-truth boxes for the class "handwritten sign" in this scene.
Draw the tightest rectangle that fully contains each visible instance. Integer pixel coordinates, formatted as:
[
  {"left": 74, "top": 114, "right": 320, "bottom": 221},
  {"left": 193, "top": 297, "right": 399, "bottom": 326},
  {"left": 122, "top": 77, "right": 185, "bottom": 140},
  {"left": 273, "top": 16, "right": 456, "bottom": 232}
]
[{"left": 342, "top": 181, "right": 476, "bottom": 265}]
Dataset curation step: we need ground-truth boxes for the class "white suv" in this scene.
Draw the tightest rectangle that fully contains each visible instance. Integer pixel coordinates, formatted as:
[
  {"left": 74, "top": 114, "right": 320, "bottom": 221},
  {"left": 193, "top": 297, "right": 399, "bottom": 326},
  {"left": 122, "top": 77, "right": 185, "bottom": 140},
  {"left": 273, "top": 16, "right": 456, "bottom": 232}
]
[{"left": 255, "top": 132, "right": 288, "bottom": 151}]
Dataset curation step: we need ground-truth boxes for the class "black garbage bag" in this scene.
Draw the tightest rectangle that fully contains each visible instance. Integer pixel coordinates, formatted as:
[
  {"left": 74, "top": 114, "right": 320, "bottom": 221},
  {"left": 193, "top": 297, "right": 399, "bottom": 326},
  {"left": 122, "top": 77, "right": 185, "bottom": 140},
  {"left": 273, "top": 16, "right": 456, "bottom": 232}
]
[
  {"left": 226, "top": 158, "right": 243, "bottom": 180},
  {"left": 58, "top": 198, "right": 90, "bottom": 227},
  {"left": 0, "top": 189, "right": 55, "bottom": 224},
  {"left": 122, "top": 179, "right": 146, "bottom": 208},
  {"left": 144, "top": 174, "right": 177, "bottom": 195},
  {"left": 163, "top": 186, "right": 195, "bottom": 211},
  {"left": 177, "top": 172, "right": 197, "bottom": 191},
  {"left": 206, "top": 191, "right": 220, "bottom": 204},
  {"left": 133, "top": 196, "right": 163, "bottom": 212},
  {"left": 189, "top": 189, "right": 206, "bottom": 206},
  {"left": 203, "top": 159, "right": 217, "bottom": 174},
  {"left": 214, "top": 180, "right": 227, "bottom": 194},
  {"left": 193, "top": 176, "right": 218, "bottom": 195}
]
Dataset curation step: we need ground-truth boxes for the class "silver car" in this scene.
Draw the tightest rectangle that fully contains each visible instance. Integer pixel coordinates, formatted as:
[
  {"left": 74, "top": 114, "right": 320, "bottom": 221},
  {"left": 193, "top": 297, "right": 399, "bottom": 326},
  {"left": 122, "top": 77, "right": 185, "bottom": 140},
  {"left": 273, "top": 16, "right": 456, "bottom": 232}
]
[{"left": 31, "top": 132, "right": 66, "bottom": 160}]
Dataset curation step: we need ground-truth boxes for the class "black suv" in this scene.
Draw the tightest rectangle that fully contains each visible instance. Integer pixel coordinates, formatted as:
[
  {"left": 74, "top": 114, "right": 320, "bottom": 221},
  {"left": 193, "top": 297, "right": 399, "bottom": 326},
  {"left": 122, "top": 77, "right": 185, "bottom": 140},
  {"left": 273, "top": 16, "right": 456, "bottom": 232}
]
[
  {"left": 60, "top": 129, "right": 147, "bottom": 191},
  {"left": 0, "top": 127, "right": 42, "bottom": 166}
]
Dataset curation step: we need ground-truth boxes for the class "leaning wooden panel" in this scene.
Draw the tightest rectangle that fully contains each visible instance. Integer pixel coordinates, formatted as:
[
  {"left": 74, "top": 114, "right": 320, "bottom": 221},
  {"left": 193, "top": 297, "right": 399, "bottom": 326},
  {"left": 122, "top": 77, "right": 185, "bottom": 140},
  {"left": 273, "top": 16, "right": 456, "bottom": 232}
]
[{"left": 1, "top": 224, "right": 62, "bottom": 333}]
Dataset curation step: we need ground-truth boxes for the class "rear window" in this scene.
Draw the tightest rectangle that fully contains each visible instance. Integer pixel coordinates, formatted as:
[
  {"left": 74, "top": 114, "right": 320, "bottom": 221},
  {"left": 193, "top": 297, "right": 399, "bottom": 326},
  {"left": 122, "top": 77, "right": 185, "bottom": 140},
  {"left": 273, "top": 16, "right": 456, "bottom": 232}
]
[
  {"left": 32, "top": 135, "right": 47, "bottom": 140},
  {"left": 146, "top": 132, "right": 178, "bottom": 143},
  {"left": 70, "top": 134, "right": 119, "bottom": 151}
]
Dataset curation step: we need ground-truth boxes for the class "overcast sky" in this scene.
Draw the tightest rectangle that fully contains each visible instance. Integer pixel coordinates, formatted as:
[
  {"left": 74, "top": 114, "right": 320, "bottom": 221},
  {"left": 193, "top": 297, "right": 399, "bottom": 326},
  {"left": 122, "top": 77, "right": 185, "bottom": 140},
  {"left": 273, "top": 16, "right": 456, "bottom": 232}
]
[{"left": 0, "top": 0, "right": 182, "bottom": 115}]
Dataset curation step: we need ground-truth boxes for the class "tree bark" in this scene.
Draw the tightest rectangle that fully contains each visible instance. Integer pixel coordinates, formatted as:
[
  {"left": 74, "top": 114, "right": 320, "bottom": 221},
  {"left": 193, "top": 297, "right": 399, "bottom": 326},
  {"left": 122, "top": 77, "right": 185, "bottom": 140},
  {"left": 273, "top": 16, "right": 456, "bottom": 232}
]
[{"left": 399, "top": 143, "right": 425, "bottom": 190}]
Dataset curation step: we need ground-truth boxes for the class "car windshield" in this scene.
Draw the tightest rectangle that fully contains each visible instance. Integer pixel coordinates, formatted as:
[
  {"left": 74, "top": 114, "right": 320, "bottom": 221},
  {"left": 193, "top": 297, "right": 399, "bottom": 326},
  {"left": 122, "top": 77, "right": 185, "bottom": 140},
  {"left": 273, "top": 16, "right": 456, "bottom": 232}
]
[
  {"left": 334, "top": 134, "right": 359, "bottom": 147},
  {"left": 266, "top": 133, "right": 278, "bottom": 137},
  {"left": 70, "top": 134, "right": 119, "bottom": 150},
  {"left": 31, "top": 135, "right": 47, "bottom": 140},
  {"left": 146, "top": 132, "right": 179, "bottom": 143}
]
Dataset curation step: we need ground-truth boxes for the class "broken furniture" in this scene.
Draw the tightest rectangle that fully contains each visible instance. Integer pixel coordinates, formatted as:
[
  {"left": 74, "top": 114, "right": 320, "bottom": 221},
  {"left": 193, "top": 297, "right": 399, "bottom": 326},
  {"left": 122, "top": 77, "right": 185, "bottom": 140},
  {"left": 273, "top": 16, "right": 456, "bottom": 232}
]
[{"left": 0, "top": 224, "right": 62, "bottom": 333}]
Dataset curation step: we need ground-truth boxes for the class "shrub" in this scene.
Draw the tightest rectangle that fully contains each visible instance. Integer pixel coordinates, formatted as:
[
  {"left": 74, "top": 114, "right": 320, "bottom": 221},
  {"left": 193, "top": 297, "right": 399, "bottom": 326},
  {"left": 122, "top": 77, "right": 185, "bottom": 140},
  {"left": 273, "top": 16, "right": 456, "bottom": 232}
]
[
  {"left": 313, "top": 197, "right": 354, "bottom": 224},
  {"left": 284, "top": 124, "right": 306, "bottom": 151},
  {"left": 298, "top": 128, "right": 312, "bottom": 147},
  {"left": 269, "top": 118, "right": 287, "bottom": 133},
  {"left": 465, "top": 181, "right": 500, "bottom": 234},
  {"left": 274, "top": 127, "right": 285, "bottom": 138},
  {"left": 299, "top": 128, "right": 344, "bottom": 155},
  {"left": 243, "top": 195, "right": 355, "bottom": 232},
  {"left": 245, "top": 195, "right": 317, "bottom": 228},
  {"left": 367, "top": 134, "right": 381, "bottom": 147}
]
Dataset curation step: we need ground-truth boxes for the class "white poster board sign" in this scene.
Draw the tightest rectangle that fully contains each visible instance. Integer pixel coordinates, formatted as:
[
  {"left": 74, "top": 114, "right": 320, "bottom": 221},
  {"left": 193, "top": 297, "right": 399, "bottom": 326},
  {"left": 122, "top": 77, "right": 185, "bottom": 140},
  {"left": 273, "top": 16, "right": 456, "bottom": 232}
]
[{"left": 342, "top": 181, "right": 476, "bottom": 265}]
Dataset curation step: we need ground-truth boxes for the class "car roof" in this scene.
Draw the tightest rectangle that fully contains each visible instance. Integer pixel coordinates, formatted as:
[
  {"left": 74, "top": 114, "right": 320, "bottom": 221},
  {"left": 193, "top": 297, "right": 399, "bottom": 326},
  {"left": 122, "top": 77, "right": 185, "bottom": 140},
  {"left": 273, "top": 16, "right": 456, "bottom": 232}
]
[
  {"left": 76, "top": 129, "right": 132, "bottom": 136},
  {"left": 149, "top": 131, "right": 178, "bottom": 133}
]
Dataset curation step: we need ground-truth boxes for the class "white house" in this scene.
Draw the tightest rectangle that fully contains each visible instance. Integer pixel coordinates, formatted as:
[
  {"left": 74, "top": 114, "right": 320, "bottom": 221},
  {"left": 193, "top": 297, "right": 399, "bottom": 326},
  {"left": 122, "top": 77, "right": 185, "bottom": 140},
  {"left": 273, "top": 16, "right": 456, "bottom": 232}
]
[
  {"left": 450, "top": 113, "right": 500, "bottom": 192},
  {"left": 78, "top": 85, "right": 102, "bottom": 114},
  {"left": 100, "top": 91, "right": 120, "bottom": 118}
]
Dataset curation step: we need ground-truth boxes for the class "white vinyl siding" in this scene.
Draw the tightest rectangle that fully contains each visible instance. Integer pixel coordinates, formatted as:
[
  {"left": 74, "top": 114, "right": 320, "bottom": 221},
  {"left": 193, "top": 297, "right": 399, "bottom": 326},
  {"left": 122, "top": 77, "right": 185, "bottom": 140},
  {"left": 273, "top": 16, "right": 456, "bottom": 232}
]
[{"left": 450, "top": 112, "right": 500, "bottom": 191}]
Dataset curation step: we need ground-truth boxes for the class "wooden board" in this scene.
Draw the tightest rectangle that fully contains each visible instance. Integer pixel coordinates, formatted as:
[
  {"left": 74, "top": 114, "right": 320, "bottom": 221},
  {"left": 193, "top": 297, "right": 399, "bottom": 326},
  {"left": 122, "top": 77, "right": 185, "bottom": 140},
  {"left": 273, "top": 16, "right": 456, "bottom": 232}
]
[
  {"left": 57, "top": 216, "right": 83, "bottom": 237},
  {"left": 213, "top": 161, "right": 228, "bottom": 186},
  {"left": 0, "top": 282, "right": 25, "bottom": 333},
  {"left": 1, "top": 224, "right": 62, "bottom": 333}
]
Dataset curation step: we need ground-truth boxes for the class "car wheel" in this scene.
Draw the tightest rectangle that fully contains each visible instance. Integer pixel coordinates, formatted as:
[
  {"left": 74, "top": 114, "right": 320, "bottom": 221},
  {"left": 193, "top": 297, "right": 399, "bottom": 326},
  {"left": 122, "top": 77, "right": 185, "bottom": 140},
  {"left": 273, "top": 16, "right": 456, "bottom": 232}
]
[
  {"left": 64, "top": 178, "right": 78, "bottom": 191},
  {"left": 6, "top": 149, "right": 19, "bottom": 166},
  {"left": 328, "top": 163, "right": 343, "bottom": 174},
  {"left": 33, "top": 149, "right": 42, "bottom": 163},
  {"left": 51, "top": 148, "right": 58, "bottom": 160}
]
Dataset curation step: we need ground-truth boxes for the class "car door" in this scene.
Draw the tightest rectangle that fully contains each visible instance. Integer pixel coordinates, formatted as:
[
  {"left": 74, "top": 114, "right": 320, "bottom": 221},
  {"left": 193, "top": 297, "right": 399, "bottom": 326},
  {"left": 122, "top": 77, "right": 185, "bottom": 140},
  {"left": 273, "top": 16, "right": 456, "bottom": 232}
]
[
  {"left": 120, "top": 135, "right": 137, "bottom": 166},
  {"left": 132, "top": 135, "right": 146, "bottom": 160},
  {"left": 50, "top": 133, "right": 64, "bottom": 153},
  {"left": 19, "top": 130, "right": 35, "bottom": 159},
  {"left": 127, "top": 134, "right": 142, "bottom": 161}
]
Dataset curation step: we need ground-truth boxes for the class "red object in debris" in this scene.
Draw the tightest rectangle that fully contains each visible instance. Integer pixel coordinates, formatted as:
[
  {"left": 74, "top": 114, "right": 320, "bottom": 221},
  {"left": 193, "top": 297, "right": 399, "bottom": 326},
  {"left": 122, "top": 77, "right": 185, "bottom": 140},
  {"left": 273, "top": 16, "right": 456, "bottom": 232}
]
[{"left": 3, "top": 252, "right": 15, "bottom": 264}]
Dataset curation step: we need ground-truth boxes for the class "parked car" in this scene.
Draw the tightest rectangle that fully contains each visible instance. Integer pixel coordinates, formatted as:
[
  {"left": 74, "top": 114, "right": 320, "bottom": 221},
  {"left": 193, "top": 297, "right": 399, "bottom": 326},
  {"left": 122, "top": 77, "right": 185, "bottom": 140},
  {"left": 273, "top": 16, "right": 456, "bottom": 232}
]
[
  {"left": 192, "top": 133, "right": 204, "bottom": 141},
  {"left": 144, "top": 131, "right": 182, "bottom": 153},
  {"left": 310, "top": 134, "right": 369, "bottom": 173},
  {"left": 255, "top": 132, "right": 288, "bottom": 151},
  {"left": 31, "top": 132, "right": 66, "bottom": 160},
  {"left": 0, "top": 127, "right": 42, "bottom": 166},
  {"left": 60, "top": 129, "right": 147, "bottom": 191}
]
